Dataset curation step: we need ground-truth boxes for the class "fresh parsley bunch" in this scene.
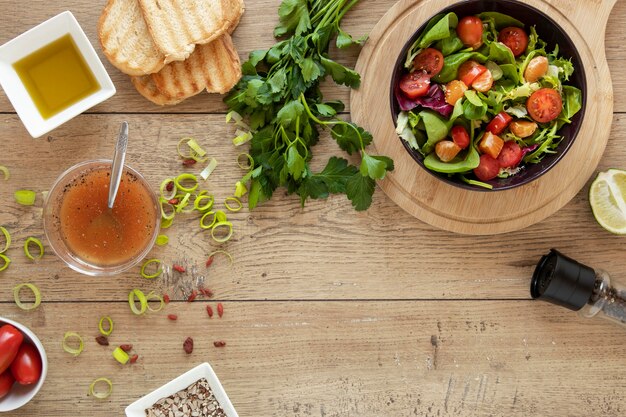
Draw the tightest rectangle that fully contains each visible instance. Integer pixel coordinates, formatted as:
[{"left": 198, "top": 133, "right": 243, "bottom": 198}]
[{"left": 225, "top": 0, "right": 394, "bottom": 210}]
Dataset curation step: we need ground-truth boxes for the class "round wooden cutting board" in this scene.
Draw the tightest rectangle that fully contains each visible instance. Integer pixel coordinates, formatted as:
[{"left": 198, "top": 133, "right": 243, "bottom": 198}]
[{"left": 351, "top": 0, "right": 616, "bottom": 235}]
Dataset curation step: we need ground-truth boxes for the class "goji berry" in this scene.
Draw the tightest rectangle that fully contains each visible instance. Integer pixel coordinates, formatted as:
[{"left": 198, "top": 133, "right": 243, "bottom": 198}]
[
  {"left": 95, "top": 336, "right": 109, "bottom": 346},
  {"left": 200, "top": 288, "right": 213, "bottom": 298},
  {"left": 182, "top": 159, "right": 197, "bottom": 166},
  {"left": 168, "top": 314, "right": 178, "bottom": 321},
  {"left": 187, "top": 290, "right": 197, "bottom": 302},
  {"left": 168, "top": 198, "right": 179, "bottom": 205},
  {"left": 129, "top": 354, "right": 139, "bottom": 364},
  {"left": 163, "top": 294, "right": 170, "bottom": 304},
  {"left": 166, "top": 181, "right": 174, "bottom": 192},
  {"left": 213, "top": 341, "right": 226, "bottom": 348},
  {"left": 173, "top": 264, "right": 186, "bottom": 273},
  {"left": 120, "top": 344, "right": 132, "bottom": 352},
  {"left": 205, "top": 256, "right": 214, "bottom": 267},
  {"left": 183, "top": 337, "right": 193, "bottom": 354},
  {"left": 206, "top": 305, "right": 213, "bottom": 318},
  {"left": 217, "top": 303, "right": 224, "bottom": 318}
]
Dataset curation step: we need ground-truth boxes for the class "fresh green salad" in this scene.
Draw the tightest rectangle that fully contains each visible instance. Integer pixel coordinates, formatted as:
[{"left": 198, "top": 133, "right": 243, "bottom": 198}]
[{"left": 394, "top": 12, "right": 583, "bottom": 188}]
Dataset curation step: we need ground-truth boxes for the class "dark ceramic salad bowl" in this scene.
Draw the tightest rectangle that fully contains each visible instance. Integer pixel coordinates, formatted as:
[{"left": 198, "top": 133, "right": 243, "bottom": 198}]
[{"left": 390, "top": 0, "right": 587, "bottom": 191}]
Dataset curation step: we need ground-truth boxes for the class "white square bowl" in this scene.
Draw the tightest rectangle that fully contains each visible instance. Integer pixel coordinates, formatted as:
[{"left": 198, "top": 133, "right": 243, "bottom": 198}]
[
  {"left": 125, "top": 363, "right": 239, "bottom": 417},
  {"left": 0, "top": 11, "right": 115, "bottom": 138}
]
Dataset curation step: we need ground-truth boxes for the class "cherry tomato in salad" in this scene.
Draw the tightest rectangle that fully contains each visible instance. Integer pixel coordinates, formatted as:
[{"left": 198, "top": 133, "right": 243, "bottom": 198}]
[
  {"left": 457, "top": 16, "right": 483, "bottom": 49},
  {"left": 486, "top": 112, "right": 513, "bottom": 135},
  {"left": 497, "top": 141, "right": 524, "bottom": 168},
  {"left": 478, "top": 131, "right": 504, "bottom": 159},
  {"left": 399, "top": 71, "right": 430, "bottom": 99},
  {"left": 471, "top": 69, "right": 494, "bottom": 92},
  {"left": 0, "top": 324, "right": 24, "bottom": 374},
  {"left": 458, "top": 61, "right": 487, "bottom": 87},
  {"left": 444, "top": 80, "right": 467, "bottom": 105},
  {"left": 10, "top": 343, "right": 42, "bottom": 385},
  {"left": 435, "top": 140, "right": 461, "bottom": 162},
  {"left": 524, "top": 56, "right": 549, "bottom": 83},
  {"left": 474, "top": 154, "right": 501, "bottom": 181},
  {"left": 527, "top": 88, "right": 563, "bottom": 123},
  {"left": 413, "top": 48, "right": 444, "bottom": 78},
  {"left": 509, "top": 120, "right": 538, "bottom": 138},
  {"left": 498, "top": 27, "right": 529, "bottom": 57},
  {"left": 450, "top": 125, "right": 470, "bottom": 149},
  {"left": 0, "top": 371, "right": 14, "bottom": 399}
]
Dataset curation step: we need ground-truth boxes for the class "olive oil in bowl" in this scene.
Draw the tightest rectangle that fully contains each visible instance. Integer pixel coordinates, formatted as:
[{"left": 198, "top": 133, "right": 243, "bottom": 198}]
[{"left": 12, "top": 34, "right": 100, "bottom": 119}]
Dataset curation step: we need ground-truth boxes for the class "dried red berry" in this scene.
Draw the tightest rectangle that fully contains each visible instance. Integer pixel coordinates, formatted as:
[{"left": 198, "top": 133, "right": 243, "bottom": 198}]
[
  {"left": 120, "top": 344, "right": 133, "bottom": 352},
  {"left": 182, "top": 159, "right": 197, "bottom": 166},
  {"left": 129, "top": 354, "right": 139, "bottom": 364},
  {"left": 168, "top": 198, "right": 179, "bottom": 205},
  {"left": 213, "top": 341, "right": 226, "bottom": 348},
  {"left": 205, "top": 256, "right": 214, "bottom": 268},
  {"left": 183, "top": 337, "right": 193, "bottom": 354},
  {"left": 199, "top": 288, "right": 213, "bottom": 298},
  {"left": 166, "top": 181, "right": 174, "bottom": 192},
  {"left": 187, "top": 290, "right": 197, "bottom": 302},
  {"left": 95, "top": 336, "right": 109, "bottom": 346},
  {"left": 217, "top": 303, "right": 224, "bottom": 318},
  {"left": 206, "top": 305, "right": 214, "bottom": 318},
  {"left": 173, "top": 264, "right": 186, "bottom": 273},
  {"left": 167, "top": 314, "right": 178, "bottom": 321},
  {"left": 163, "top": 294, "right": 170, "bottom": 304}
]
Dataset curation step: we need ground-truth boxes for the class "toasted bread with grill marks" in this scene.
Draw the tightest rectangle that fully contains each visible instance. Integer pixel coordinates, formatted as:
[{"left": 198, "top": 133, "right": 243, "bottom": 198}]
[
  {"left": 98, "top": 0, "right": 165, "bottom": 76},
  {"left": 130, "top": 75, "right": 184, "bottom": 105},
  {"left": 137, "top": 0, "right": 232, "bottom": 63}
]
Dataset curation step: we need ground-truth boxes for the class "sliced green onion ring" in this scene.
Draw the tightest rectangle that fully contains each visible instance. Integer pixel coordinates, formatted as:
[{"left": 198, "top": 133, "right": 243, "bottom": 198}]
[
  {"left": 215, "top": 210, "right": 228, "bottom": 223},
  {"left": 13, "top": 283, "right": 41, "bottom": 310},
  {"left": 128, "top": 289, "right": 148, "bottom": 315},
  {"left": 161, "top": 217, "right": 174, "bottom": 229},
  {"left": 24, "top": 237, "right": 44, "bottom": 260},
  {"left": 15, "top": 190, "right": 36, "bottom": 206},
  {"left": 0, "top": 166, "right": 9, "bottom": 180},
  {"left": 177, "top": 137, "right": 194, "bottom": 159},
  {"left": 146, "top": 291, "right": 165, "bottom": 312},
  {"left": 200, "top": 158, "right": 218, "bottom": 181},
  {"left": 226, "top": 110, "right": 250, "bottom": 130},
  {"left": 112, "top": 347, "right": 130, "bottom": 365},
  {"left": 175, "top": 173, "right": 199, "bottom": 193},
  {"left": 160, "top": 178, "right": 177, "bottom": 200},
  {"left": 232, "top": 130, "right": 253, "bottom": 146},
  {"left": 160, "top": 199, "right": 176, "bottom": 220},
  {"left": 62, "top": 331, "right": 84, "bottom": 356},
  {"left": 234, "top": 181, "right": 248, "bottom": 198},
  {"left": 156, "top": 235, "right": 169, "bottom": 246},
  {"left": 224, "top": 197, "right": 243, "bottom": 212},
  {"left": 211, "top": 221, "right": 233, "bottom": 243},
  {"left": 99, "top": 316, "right": 114, "bottom": 336},
  {"left": 0, "top": 226, "right": 10, "bottom": 254},
  {"left": 237, "top": 153, "right": 254, "bottom": 170},
  {"left": 141, "top": 259, "right": 163, "bottom": 279},
  {"left": 194, "top": 193, "right": 214, "bottom": 212},
  {"left": 200, "top": 211, "right": 217, "bottom": 230},
  {"left": 207, "top": 249, "right": 234, "bottom": 267},
  {"left": 187, "top": 138, "right": 207, "bottom": 158},
  {"left": 89, "top": 377, "right": 113, "bottom": 399},
  {"left": 175, "top": 192, "right": 194, "bottom": 213},
  {"left": 0, "top": 254, "right": 10, "bottom": 272}
]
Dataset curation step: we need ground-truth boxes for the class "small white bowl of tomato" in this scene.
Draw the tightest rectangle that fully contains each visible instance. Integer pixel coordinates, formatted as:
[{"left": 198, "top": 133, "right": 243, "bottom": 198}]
[{"left": 0, "top": 317, "right": 47, "bottom": 412}]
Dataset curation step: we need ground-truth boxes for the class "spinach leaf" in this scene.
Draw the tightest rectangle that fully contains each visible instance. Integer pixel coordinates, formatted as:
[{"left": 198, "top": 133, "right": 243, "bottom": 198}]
[
  {"left": 432, "top": 52, "right": 488, "bottom": 83},
  {"left": 420, "top": 110, "right": 450, "bottom": 154},
  {"left": 462, "top": 91, "right": 488, "bottom": 120},
  {"left": 404, "top": 13, "right": 459, "bottom": 68},
  {"left": 424, "top": 140, "right": 480, "bottom": 173},
  {"left": 434, "top": 35, "right": 464, "bottom": 56},
  {"left": 478, "top": 12, "right": 524, "bottom": 29},
  {"left": 562, "top": 85, "right": 582, "bottom": 120},
  {"left": 488, "top": 42, "right": 515, "bottom": 65}
]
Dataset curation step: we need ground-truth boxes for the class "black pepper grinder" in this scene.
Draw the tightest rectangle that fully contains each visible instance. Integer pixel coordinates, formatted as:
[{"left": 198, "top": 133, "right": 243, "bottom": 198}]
[{"left": 531, "top": 249, "right": 626, "bottom": 328}]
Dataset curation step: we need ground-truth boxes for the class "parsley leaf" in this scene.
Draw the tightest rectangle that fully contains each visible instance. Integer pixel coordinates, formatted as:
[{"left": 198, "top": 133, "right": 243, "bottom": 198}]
[
  {"left": 346, "top": 173, "right": 375, "bottom": 211},
  {"left": 274, "top": 0, "right": 311, "bottom": 37},
  {"left": 320, "top": 57, "right": 361, "bottom": 88},
  {"left": 360, "top": 153, "right": 394, "bottom": 180},
  {"left": 331, "top": 123, "right": 373, "bottom": 155}
]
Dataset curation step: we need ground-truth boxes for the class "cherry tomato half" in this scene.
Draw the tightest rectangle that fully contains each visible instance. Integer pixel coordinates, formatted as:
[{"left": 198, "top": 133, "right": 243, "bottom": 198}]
[
  {"left": 10, "top": 343, "right": 42, "bottom": 385},
  {"left": 498, "top": 27, "right": 529, "bottom": 57},
  {"left": 0, "top": 371, "right": 14, "bottom": 399},
  {"left": 527, "top": 88, "right": 563, "bottom": 123},
  {"left": 0, "top": 324, "right": 24, "bottom": 374},
  {"left": 399, "top": 71, "right": 431, "bottom": 99},
  {"left": 457, "top": 16, "right": 483, "bottom": 49},
  {"left": 497, "top": 141, "right": 524, "bottom": 168},
  {"left": 486, "top": 111, "right": 513, "bottom": 135},
  {"left": 413, "top": 48, "right": 444, "bottom": 78},
  {"left": 474, "top": 154, "right": 501, "bottom": 181},
  {"left": 450, "top": 125, "right": 470, "bottom": 149},
  {"left": 458, "top": 60, "right": 487, "bottom": 87}
]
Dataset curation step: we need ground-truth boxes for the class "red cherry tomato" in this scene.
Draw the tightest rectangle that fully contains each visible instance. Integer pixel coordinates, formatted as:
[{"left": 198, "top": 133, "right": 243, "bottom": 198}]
[
  {"left": 498, "top": 27, "right": 529, "bottom": 57},
  {"left": 413, "top": 48, "right": 444, "bottom": 78},
  {"left": 0, "top": 371, "right": 14, "bottom": 399},
  {"left": 457, "top": 16, "right": 483, "bottom": 48},
  {"left": 450, "top": 125, "right": 470, "bottom": 149},
  {"left": 399, "top": 71, "right": 431, "bottom": 99},
  {"left": 457, "top": 61, "right": 487, "bottom": 87},
  {"left": 497, "top": 141, "right": 524, "bottom": 168},
  {"left": 10, "top": 343, "right": 42, "bottom": 385},
  {"left": 0, "top": 324, "right": 24, "bottom": 374},
  {"left": 474, "top": 154, "right": 501, "bottom": 181},
  {"left": 527, "top": 88, "right": 563, "bottom": 123},
  {"left": 486, "top": 111, "right": 513, "bottom": 135}
]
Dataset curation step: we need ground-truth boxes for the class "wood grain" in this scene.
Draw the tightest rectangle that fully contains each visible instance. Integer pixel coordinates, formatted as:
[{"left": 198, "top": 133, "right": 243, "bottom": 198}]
[{"left": 2, "top": 301, "right": 625, "bottom": 417}]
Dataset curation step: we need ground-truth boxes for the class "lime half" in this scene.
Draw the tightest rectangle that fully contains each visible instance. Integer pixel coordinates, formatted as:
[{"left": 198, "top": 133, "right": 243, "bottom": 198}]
[{"left": 589, "top": 169, "right": 626, "bottom": 234}]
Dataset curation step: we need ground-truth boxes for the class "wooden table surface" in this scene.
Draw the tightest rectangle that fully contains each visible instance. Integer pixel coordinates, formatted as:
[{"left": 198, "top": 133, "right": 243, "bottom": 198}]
[{"left": 1, "top": 1, "right": 625, "bottom": 416}]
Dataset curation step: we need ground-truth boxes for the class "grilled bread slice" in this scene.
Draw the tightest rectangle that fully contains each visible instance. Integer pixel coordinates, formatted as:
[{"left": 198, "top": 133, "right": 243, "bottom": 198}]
[
  {"left": 225, "top": 0, "right": 245, "bottom": 34},
  {"left": 130, "top": 75, "right": 184, "bottom": 105},
  {"left": 151, "top": 34, "right": 242, "bottom": 100},
  {"left": 138, "top": 0, "right": 233, "bottom": 63},
  {"left": 98, "top": 0, "right": 165, "bottom": 76}
]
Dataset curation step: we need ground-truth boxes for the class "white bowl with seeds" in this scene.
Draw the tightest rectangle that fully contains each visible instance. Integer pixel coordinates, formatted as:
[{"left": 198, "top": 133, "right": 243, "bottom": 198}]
[{"left": 125, "top": 363, "right": 238, "bottom": 417}]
